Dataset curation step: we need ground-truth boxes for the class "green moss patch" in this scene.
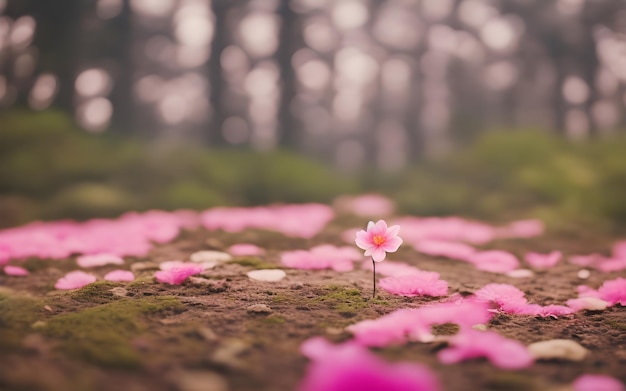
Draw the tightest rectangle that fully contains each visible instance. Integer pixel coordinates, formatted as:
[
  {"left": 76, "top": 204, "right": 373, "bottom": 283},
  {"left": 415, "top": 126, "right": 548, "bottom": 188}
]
[
  {"left": 0, "top": 291, "right": 44, "bottom": 350},
  {"left": 42, "top": 296, "right": 184, "bottom": 368},
  {"left": 228, "top": 257, "right": 277, "bottom": 269}
]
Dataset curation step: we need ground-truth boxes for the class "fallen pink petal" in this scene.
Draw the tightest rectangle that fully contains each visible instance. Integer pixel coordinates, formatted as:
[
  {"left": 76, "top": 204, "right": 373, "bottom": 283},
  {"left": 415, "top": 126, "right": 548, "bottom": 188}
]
[
  {"left": 55, "top": 271, "right": 97, "bottom": 290},
  {"left": 379, "top": 271, "right": 449, "bottom": 297},
  {"left": 573, "top": 374, "right": 626, "bottom": 391},
  {"left": 414, "top": 240, "right": 476, "bottom": 261},
  {"left": 467, "top": 250, "right": 520, "bottom": 273},
  {"left": 227, "top": 243, "right": 265, "bottom": 256},
  {"left": 77, "top": 253, "right": 125, "bottom": 268},
  {"left": 154, "top": 264, "right": 203, "bottom": 285},
  {"left": 438, "top": 330, "right": 534, "bottom": 369},
  {"left": 525, "top": 251, "right": 562, "bottom": 269},
  {"left": 103, "top": 269, "right": 135, "bottom": 282},
  {"left": 3, "top": 265, "right": 29, "bottom": 276},
  {"left": 298, "top": 337, "right": 440, "bottom": 391}
]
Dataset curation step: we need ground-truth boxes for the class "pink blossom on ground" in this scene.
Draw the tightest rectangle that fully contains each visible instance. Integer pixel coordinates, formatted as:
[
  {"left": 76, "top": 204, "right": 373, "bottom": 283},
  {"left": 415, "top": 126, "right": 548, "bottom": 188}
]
[
  {"left": 525, "top": 251, "right": 562, "bottom": 269},
  {"left": 361, "top": 260, "right": 422, "bottom": 277},
  {"left": 570, "top": 254, "right": 604, "bottom": 267},
  {"left": 569, "top": 254, "right": 626, "bottom": 272},
  {"left": 414, "top": 240, "right": 476, "bottom": 261},
  {"left": 159, "top": 260, "right": 187, "bottom": 270},
  {"left": 55, "top": 271, "right": 97, "bottom": 290},
  {"left": 154, "top": 263, "right": 203, "bottom": 285},
  {"left": 597, "top": 277, "right": 626, "bottom": 306},
  {"left": 335, "top": 194, "right": 395, "bottom": 217},
  {"left": 379, "top": 272, "right": 449, "bottom": 297},
  {"left": 612, "top": 241, "right": 626, "bottom": 260},
  {"left": 577, "top": 285, "right": 602, "bottom": 299},
  {"left": 355, "top": 220, "right": 403, "bottom": 262},
  {"left": 77, "top": 253, "right": 125, "bottom": 268},
  {"left": 474, "top": 283, "right": 528, "bottom": 313},
  {"left": 347, "top": 299, "right": 493, "bottom": 347},
  {"left": 281, "top": 245, "right": 361, "bottom": 272},
  {"left": 298, "top": 337, "right": 440, "bottom": 391},
  {"left": 438, "top": 330, "right": 534, "bottom": 369},
  {"left": 103, "top": 269, "right": 135, "bottom": 282},
  {"left": 3, "top": 265, "right": 29, "bottom": 276},
  {"left": 392, "top": 216, "right": 495, "bottom": 245},
  {"left": 227, "top": 243, "right": 265, "bottom": 256},
  {"left": 467, "top": 250, "right": 519, "bottom": 273},
  {"left": 533, "top": 304, "right": 575, "bottom": 318},
  {"left": 573, "top": 374, "right": 625, "bottom": 391},
  {"left": 496, "top": 219, "right": 544, "bottom": 239}
]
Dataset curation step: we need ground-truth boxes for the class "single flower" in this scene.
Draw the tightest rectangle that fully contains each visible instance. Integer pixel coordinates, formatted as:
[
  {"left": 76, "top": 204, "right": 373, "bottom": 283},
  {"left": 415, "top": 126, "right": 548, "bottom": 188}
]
[{"left": 355, "top": 220, "right": 402, "bottom": 262}]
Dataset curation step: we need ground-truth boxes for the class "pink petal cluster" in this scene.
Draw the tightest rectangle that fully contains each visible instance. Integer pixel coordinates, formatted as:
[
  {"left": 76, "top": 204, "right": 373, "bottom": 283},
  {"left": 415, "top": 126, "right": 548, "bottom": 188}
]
[
  {"left": 525, "top": 251, "right": 562, "bottom": 269},
  {"left": 103, "top": 269, "right": 135, "bottom": 282},
  {"left": 495, "top": 219, "right": 545, "bottom": 239},
  {"left": 414, "top": 240, "right": 476, "bottom": 261},
  {"left": 3, "top": 265, "right": 29, "bottom": 276},
  {"left": 77, "top": 254, "right": 124, "bottom": 268},
  {"left": 578, "top": 277, "right": 626, "bottom": 307},
  {"left": 438, "top": 330, "right": 534, "bottom": 369},
  {"left": 467, "top": 250, "right": 520, "bottom": 273},
  {"left": 0, "top": 209, "right": 199, "bottom": 260},
  {"left": 361, "top": 260, "right": 422, "bottom": 277},
  {"left": 227, "top": 243, "right": 265, "bottom": 256},
  {"left": 298, "top": 337, "right": 440, "bottom": 391},
  {"left": 355, "top": 220, "right": 403, "bottom": 262},
  {"left": 569, "top": 253, "right": 626, "bottom": 273},
  {"left": 334, "top": 194, "right": 395, "bottom": 217},
  {"left": 200, "top": 203, "right": 334, "bottom": 238},
  {"left": 393, "top": 216, "right": 495, "bottom": 245},
  {"left": 379, "top": 271, "right": 449, "bottom": 297},
  {"left": 474, "top": 283, "right": 574, "bottom": 317},
  {"left": 55, "top": 271, "right": 97, "bottom": 290},
  {"left": 281, "top": 245, "right": 362, "bottom": 272},
  {"left": 347, "top": 298, "right": 492, "bottom": 347},
  {"left": 573, "top": 374, "right": 625, "bottom": 391},
  {"left": 154, "top": 263, "right": 203, "bottom": 285}
]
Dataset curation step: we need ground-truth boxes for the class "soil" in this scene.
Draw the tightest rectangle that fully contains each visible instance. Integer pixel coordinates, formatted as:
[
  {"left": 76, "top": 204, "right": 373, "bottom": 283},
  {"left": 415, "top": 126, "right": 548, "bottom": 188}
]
[{"left": 0, "top": 216, "right": 625, "bottom": 391}]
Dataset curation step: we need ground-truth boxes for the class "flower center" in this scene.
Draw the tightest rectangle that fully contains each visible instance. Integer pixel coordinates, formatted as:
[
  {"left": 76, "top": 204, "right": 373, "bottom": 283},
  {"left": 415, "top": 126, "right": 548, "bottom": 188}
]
[{"left": 373, "top": 235, "right": 386, "bottom": 246}]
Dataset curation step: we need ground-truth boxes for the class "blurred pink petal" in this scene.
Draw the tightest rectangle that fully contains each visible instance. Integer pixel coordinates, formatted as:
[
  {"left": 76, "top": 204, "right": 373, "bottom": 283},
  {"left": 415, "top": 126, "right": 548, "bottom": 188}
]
[
  {"left": 570, "top": 254, "right": 604, "bottom": 267},
  {"left": 597, "top": 277, "right": 626, "bottom": 306},
  {"left": 474, "top": 283, "right": 528, "bottom": 313},
  {"left": 298, "top": 337, "right": 440, "bottom": 391},
  {"left": 467, "top": 250, "right": 519, "bottom": 273},
  {"left": 496, "top": 219, "right": 544, "bottom": 238},
  {"left": 393, "top": 216, "right": 495, "bottom": 245},
  {"left": 103, "top": 269, "right": 135, "bottom": 282},
  {"left": 596, "top": 258, "right": 626, "bottom": 272},
  {"left": 227, "top": 243, "right": 265, "bottom": 256},
  {"left": 159, "top": 260, "right": 187, "bottom": 270},
  {"left": 3, "top": 265, "right": 29, "bottom": 276},
  {"left": 55, "top": 271, "right": 97, "bottom": 290},
  {"left": 438, "top": 330, "right": 533, "bottom": 369},
  {"left": 154, "top": 263, "right": 203, "bottom": 285},
  {"left": 566, "top": 297, "right": 609, "bottom": 312},
  {"left": 379, "top": 272, "right": 448, "bottom": 297},
  {"left": 612, "top": 241, "right": 626, "bottom": 260},
  {"left": 281, "top": 245, "right": 360, "bottom": 272},
  {"left": 414, "top": 240, "right": 476, "bottom": 260},
  {"left": 362, "top": 260, "right": 422, "bottom": 277},
  {"left": 525, "top": 251, "right": 562, "bottom": 269},
  {"left": 77, "top": 254, "right": 124, "bottom": 268},
  {"left": 573, "top": 374, "right": 625, "bottom": 391},
  {"left": 533, "top": 304, "right": 575, "bottom": 318}
]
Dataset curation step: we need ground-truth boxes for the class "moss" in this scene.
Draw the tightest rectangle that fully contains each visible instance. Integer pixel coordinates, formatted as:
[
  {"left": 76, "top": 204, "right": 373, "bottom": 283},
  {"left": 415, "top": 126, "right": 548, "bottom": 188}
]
[
  {"left": 432, "top": 323, "right": 460, "bottom": 336},
  {"left": 259, "top": 315, "right": 286, "bottom": 325},
  {"left": 66, "top": 281, "right": 120, "bottom": 304},
  {"left": 128, "top": 276, "right": 157, "bottom": 287},
  {"left": 312, "top": 286, "right": 370, "bottom": 317},
  {"left": 42, "top": 296, "right": 184, "bottom": 368},
  {"left": 0, "top": 292, "right": 44, "bottom": 350},
  {"left": 228, "top": 257, "right": 276, "bottom": 269},
  {"left": 606, "top": 320, "right": 626, "bottom": 331}
]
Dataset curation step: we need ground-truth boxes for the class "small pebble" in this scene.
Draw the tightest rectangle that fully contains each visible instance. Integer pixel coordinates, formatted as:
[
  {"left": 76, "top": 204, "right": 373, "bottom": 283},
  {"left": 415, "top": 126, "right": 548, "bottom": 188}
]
[
  {"left": 190, "top": 251, "right": 232, "bottom": 264},
  {"left": 247, "top": 269, "right": 286, "bottom": 282},
  {"left": 246, "top": 304, "right": 273, "bottom": 314},
  {"left": 130, "top": 261, "right": 159, "bottom": 272},
  {"left": 43, "top": 305, "right": 53, "bottom": 312},
  {"left": 109, "top": 287, "right": 128, "bottom": 297},
  {"left": 578, "top": 269, "right": 591, "bottom": 279},
  {"left": 506, "top": 269, "right": 535, "bottom": 278},
  {"left": 528, "top": 339, "right": 588, "bottom": 361},
  {"left": 211, "top": 339, "right": 249, "bottom": 370},
  {"left": 197, "top": 327, "right": 218, "bottom": 341},
  {"left": 172, "top": 370, "right": 228, "bottom": 391}
]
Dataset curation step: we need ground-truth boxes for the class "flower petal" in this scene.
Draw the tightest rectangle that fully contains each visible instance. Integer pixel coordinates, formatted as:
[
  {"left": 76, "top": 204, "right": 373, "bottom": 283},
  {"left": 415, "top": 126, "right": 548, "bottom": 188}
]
[{"left": 372, "top": 248, "right": 387, "bottom": 262}]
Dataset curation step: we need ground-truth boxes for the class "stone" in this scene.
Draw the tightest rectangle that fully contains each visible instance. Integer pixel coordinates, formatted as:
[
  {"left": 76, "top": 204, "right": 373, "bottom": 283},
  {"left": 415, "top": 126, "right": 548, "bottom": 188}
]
[
  {"left": 246, "top": 304, "right": 272, "bottom": 314},
  {"left": 211, "top": 339, "right": 249, "bottom": 370},
  {"left": 172, "top": 370, "right": 228, "bottom": 391},
  {"left": 528, "top": 339, "right": 589, "bottom": 361},
  {"left": 578, "top": 269, "right": 591, "bottom": 279},
  {"left": 506, "top": 269, "right": 535, "bottom": 278},
  {"left": 190, "top": 251, "right": 232, "bottom": 264},
  {"left": 246, "top": 269, "right": 286, "bottom": 282},
  {"left": 109, "top": 287, "right": 128, "bottom": 297},
  {"left": 130, "top": 261, "right": 159, "bottom": 272},
  {"left": 197, "top": 327, "right": 218, "bottom": 341}
]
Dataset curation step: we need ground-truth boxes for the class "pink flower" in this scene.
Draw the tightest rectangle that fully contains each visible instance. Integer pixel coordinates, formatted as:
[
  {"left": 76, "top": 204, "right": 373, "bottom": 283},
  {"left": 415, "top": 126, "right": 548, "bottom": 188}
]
[
  {"left": 227, "top": 243, "right": 264, "bottom": 256},
  {"left": 379, "top": 272, "right": 449, "bottom": 297},
  {"left": 55, "top": 271, "right": 97, "bottom": 290},
  {"left": 76, "top": 253, "right": 125, "bottom": 268},
  {"left": 525, "top": 251, "right": 562, "bottom": 269},
  {"left": 438, "top": 330, "right": 534, "bottom": 369},
  {"left": 573, "top": 375, "right": 625, "bottom": 391},
  {"left": 3, "top": 265, "right": 29, "bottom": 276},
  {"left": 103, "top": 269, "right": 135, "bottom": 282},
  {"left": 467, "top": 250, "right": 519, "bottom": 273},
  {"left": 355, "top": 220, "right": 403, "bottom": 262},
  {"left": 298, "top": 337, "right": 440, "bottom": 391},
  {"left": 154, "top": 263, "right": 203, "bottom": 285}
]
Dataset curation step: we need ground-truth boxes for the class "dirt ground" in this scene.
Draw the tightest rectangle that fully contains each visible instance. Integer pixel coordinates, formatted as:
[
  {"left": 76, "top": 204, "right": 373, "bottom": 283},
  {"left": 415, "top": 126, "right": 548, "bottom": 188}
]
[{"left": 0, "top": 217, "right": 625, "bottom": 391}]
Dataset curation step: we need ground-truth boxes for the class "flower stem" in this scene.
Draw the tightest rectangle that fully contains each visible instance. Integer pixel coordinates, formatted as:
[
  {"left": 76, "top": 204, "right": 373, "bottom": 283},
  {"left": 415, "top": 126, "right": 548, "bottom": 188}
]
[{"left": 372, "top": 259, "right": 376, "bottom": 299}]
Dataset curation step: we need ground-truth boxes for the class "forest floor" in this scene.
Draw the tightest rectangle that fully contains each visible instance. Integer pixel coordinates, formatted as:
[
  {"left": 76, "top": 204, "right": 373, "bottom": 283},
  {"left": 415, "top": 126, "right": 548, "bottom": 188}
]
[{"left": 0, "top": 212, "right": 625, "bottom": 391}]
